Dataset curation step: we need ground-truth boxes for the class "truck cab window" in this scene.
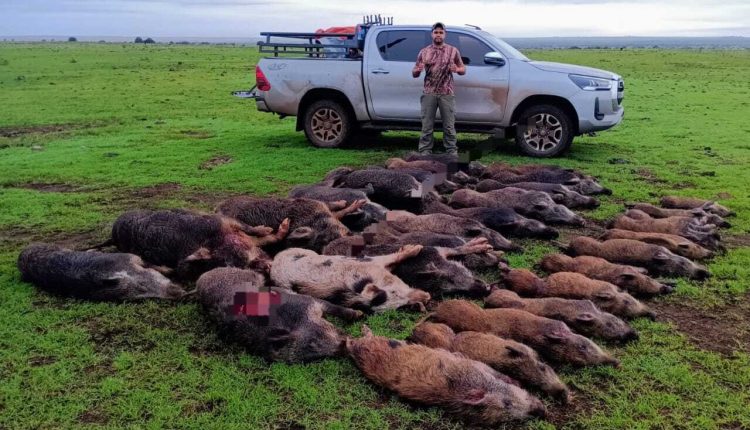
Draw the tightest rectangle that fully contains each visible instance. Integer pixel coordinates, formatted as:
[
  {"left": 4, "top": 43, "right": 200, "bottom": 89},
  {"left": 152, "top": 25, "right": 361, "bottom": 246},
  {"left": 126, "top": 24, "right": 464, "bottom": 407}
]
[
  {"left": 445, "top": 33, "right": 494, "bottom": 66},
  {"left": 375, "top": 30, "right": 430, "bottom": 61}
]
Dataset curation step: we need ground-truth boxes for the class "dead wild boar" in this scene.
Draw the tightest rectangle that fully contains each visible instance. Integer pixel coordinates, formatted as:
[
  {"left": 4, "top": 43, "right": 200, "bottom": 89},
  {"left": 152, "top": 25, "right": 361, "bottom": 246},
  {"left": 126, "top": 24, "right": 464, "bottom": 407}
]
[
  {"left": 627, "top": 203, "right": 730, "bottom": 228},
  {"left": 450, "top": 188, "right": 585, "bottom": 226},
  {"left": 347, "top": 325, "right": 547, "bottom": 424},
  {"left": 408, "top": 322, "right": 570, "bottom": 402},
  {"left": 288, "top": 184, "right": 387, "bottom": 231},
  {"left": 270, "top": 245, "right": 431, "bottom": 312},
  {"left": 602, "top": 229, "right": 714, "bottom": 260},
  {"left": 324, "top": 237, "right": 492, "bottom": 297},
  {"left": 111, "top": 209, "right": 288, "bottom": 279},
  {"left": 369, "top": 165, "right": 460, "bottom": 195},
  {"left": 611, "top": 209, "right": 722, "bottom": 250},
  {"left": 322, "top": 167, "right": 424, "bottom": 211},
  {"left": 496, "top": 164, "right": 612, "bottom": 196},
  {"left": 422, "top": 192, "right": 559, "bottom": 239},
  {"left": 386, "top": 157, "right": 447, "bottom": 174},
  {"left": 377, "top": 210, "right": 518, "bottom": 251},
  {"left": 217, "top": 197, "right": 359, "bottom": 253},
  {"left": 432, "top": 300, "right": 620, "bottom": 367},
  {"left": 18, "top": 243, "right": 186, "bottom": 301},
  {"left": 569, "top": 237, "right": 710, "bottom": 280},
  {"left": 539, "top": 254, "right": 672, "bottom": 296},
  {"left": 475, "top": 180, "right": 599, "bottom": 209},
  {"left": 660, "top": 196, "right": 734, "bottom": 218},
  {"left": 498, "top": 268, "right": 655, "bottom": 320},
  {"left": 197, "top": 267, "right": 362, "bottom": 363},
  {"left": 484, "top": 289, "right": 638, "bottom": 342}
]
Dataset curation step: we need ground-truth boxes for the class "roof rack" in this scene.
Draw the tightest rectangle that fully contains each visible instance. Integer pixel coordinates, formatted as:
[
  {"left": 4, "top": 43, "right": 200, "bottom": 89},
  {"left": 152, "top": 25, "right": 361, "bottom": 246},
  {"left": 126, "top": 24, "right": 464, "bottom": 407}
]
[{"left": 258, "top": 15, "right": 394, "bottom": 57}]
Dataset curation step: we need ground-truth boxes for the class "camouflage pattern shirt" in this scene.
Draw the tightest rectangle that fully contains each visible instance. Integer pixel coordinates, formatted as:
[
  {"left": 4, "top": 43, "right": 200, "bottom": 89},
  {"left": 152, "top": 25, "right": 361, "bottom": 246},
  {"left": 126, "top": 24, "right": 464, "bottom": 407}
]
[{"left": 414, "top": 43, "right": 464, "bottom": 95}]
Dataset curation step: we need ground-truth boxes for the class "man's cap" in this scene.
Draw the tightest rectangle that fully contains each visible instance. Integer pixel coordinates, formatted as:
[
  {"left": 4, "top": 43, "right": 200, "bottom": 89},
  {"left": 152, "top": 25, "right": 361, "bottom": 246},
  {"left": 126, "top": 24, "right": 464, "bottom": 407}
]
[{"left": 432, "top": 22, "right": 445, "bottom": 30}]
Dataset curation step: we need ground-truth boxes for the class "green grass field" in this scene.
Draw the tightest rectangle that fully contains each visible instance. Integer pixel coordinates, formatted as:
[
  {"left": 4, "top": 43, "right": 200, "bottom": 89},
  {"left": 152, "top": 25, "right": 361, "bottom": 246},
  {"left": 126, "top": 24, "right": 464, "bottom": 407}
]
[{"left": 1, "top": 43, "right": 749, "bottom": 429}]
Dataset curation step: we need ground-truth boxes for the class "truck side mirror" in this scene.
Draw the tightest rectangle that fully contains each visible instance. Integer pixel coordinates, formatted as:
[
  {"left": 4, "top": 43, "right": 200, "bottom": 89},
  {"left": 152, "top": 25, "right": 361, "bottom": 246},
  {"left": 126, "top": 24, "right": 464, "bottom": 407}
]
[{"left": 484, "top": 52, "right": 506, "bottom": 66}]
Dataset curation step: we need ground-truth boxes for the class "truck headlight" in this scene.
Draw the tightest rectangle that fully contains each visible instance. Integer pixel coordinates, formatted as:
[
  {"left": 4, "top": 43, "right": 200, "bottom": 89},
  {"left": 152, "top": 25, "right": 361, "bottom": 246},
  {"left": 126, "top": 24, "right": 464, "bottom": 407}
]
[{"left": 569, "top": 74, "right": 613, "bottom": 91}]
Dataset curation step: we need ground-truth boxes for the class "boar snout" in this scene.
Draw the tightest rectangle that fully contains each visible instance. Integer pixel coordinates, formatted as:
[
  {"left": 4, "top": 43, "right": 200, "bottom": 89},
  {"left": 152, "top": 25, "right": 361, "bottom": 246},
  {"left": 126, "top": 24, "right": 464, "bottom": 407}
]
[
  {"left": 694, "top": 268, "right": 711, "bottom": 280},
  {"left": 623, "top": 329, "right": 639, "bottom": 343},
  {"left": 469, "top": 279, "right": 492, "bottom": 298},
  {"left": 602, "top": 187, "right": 613, "bottom": 195},
  {"left": 660, "top": 283, "right": 675, "bottom": 294},
  {"left": 529, "top": 398, "right": 548, "bottom": 418},
  {"left": 553, "top": 387, "right": 572, "bottom": 404}
]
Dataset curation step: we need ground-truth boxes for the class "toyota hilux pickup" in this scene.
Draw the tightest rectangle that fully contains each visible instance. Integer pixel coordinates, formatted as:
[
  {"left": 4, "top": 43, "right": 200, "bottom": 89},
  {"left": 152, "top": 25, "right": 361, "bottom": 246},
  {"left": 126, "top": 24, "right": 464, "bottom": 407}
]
[{"left": 236, "top": 23, "right": 624, "bottom": 157}]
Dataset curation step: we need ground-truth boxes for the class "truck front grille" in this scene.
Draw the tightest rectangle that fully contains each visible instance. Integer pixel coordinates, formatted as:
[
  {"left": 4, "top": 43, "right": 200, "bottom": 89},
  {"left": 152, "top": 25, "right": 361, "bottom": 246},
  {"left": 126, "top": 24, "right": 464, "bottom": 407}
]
[{"left": 617, "top": 79, "right": 624, "bottom": 105}]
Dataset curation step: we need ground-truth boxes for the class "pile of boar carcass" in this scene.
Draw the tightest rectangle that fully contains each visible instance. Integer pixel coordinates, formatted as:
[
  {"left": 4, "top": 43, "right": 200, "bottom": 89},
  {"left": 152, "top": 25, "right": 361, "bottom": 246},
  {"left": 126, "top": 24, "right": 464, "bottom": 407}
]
[{"left": 17, "top": 153, "right": 734, "bottom": 426}]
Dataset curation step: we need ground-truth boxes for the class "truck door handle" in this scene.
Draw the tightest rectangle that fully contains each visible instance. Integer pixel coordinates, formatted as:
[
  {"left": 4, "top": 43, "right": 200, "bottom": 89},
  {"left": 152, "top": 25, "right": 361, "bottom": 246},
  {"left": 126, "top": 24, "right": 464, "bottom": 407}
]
[{"left": 371, "top": 69, "right": 390, "bottom": 74}]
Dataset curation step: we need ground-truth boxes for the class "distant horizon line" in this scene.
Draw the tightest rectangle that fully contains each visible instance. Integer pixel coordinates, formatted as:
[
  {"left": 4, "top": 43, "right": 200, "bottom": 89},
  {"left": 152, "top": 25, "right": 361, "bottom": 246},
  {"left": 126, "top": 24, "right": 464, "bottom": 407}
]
[{"left": 1, "top": 35, "right": 748, "bottom": 39}]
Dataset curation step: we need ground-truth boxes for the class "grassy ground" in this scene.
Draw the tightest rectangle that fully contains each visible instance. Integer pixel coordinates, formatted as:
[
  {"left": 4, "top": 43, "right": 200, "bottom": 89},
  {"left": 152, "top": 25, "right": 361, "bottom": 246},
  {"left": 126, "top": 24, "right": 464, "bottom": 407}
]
[{"left": 1, "top": 43, "right": 749, "bottom": 429}]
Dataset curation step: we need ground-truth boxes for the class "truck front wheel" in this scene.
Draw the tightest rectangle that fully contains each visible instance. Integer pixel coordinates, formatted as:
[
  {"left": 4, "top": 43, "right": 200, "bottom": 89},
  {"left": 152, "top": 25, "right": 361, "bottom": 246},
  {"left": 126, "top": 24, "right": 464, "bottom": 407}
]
[
  {"left": 514, "top": 104, "right": 574, "bottom": 157},
  {"left": 303, "top": 100, "right": 353, "bottom": 148}
]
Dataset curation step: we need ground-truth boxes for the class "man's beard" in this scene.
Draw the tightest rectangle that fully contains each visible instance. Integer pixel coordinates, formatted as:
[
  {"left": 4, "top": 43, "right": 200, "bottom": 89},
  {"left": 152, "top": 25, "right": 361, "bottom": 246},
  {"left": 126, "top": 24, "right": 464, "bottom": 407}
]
[{"left": 434, "top": 38, "right": 443, "bottom": 45}]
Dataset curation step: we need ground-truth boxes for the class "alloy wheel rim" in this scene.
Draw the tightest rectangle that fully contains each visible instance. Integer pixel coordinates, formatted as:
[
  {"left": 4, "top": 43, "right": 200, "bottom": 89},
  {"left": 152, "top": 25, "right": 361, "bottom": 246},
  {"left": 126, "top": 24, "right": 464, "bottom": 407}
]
[
  {"left": 523, "top": 113, "right": 563, "bottom": 152},
  {"left": 311, "top": 108, "right": 343, "bottom": 142}
]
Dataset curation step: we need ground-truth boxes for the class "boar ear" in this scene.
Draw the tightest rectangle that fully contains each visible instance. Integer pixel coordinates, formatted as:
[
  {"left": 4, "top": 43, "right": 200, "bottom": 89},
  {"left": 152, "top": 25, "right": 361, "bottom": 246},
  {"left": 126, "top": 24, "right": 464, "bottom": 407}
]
[
  {"left": 361, "top": 325, "right": 373, "bottom": 338},
  {"left": 544, "top": 331, "right": 566, "bottom": 343},
  {"left": 288, "top": 227, "right": 314, "bottom": 241},
  {"left": 619, "top": 273, "right": 637, "bottom": 281},
  {"left": 653, "top": 251, "right": 671, "bottom": 261},
  {"left": 417, "top": 263, "right": 443, "bottom": 276},
  {"left": 462, "top": 389, "right": 487, "bottom": 405},
  {"left": 576, "top": 313, "right": 596, "bottom": 324},
  {"left": 102, "top": 272, "right": 126, "bottom": 287},
  {"left": 184, "top": 247, "right": 213, "bottom": 262},
  {"left": 267, "top": 327, "right": 292, "bottom": 350},
  {"left": 505, "top": 345, "right": 525, "bottom": 358},
  {"left": 595, "top": 291, "right": 615, "bottom": 300}
]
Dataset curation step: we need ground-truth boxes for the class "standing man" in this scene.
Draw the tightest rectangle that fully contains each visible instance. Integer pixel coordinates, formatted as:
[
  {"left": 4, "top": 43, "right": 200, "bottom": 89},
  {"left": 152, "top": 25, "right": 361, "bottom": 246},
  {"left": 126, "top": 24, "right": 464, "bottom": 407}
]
[{"left": 412, "top": 22, "right": 466, "bottom": 155}]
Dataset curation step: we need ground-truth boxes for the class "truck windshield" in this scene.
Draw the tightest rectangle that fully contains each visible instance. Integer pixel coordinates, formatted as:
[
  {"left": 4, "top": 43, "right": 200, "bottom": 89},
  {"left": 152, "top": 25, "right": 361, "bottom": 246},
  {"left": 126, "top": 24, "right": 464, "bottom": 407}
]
[{"left": 478, "top": 31, "right": 530, "bottom": 61}]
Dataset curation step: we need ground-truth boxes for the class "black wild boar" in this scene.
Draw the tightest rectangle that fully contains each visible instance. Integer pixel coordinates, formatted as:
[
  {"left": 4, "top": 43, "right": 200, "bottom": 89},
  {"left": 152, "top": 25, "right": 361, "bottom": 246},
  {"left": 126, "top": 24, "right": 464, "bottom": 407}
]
[
  {"left": 324, "top": 237, "right": 493, "bottom": 297},
  {"left": 422, "top": 192, "right": 558, "bottom": 239},
  {"left": 432, "top": 300, "right": 620, "bottom": 367},
  {"left": 449, "top": 188, "right": 585, "bottom": 226},
  {"left": 408, "top": 322, "right": 570, "bottom": 402},
  {"left": 110, "top": 209, "right": 287, "bottom": 279},
  {"left": 323, "top": 167, "right": 424, "bottom": 211},
  {"left": 287, "top": 184, "right": 387, "bottom": 231},
  {"left": 270, "top": 245, "right": 431, "bottom": 312},
  {"left": 484, "top": 289, "right": 638, "bottom": 342},
  {"left": 568, "top": 236, "right": 710, "bottom": 280},
  {"left": 197, "top": 267, "right": 362, "bottom": 363},
  {"left": 217, "top": 197, "right": 359, "bottom": 253},
  {"left": 347, "top": 325, "right": 547, "bottom": 424},
  {"left": 18, "top": 243, "right": 186, "bottom": 301},
  {"left": 660, "top": 196, "right": 734, "bottom": 218},
  {"left": 539, "top": 254, "right": 672, "bottom": 296},
  {"left": 475, "top": 180, "right": 599, "bottom": 209}
]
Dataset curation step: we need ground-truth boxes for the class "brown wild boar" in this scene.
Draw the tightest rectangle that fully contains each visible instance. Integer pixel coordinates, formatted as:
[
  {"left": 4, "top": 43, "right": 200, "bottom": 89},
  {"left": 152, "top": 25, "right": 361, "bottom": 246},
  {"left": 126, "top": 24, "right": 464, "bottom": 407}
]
[
  {"left": 270, "top": 245, "right": 431, "bottom": 312},
  {"left": 347, "top": 326, "right": 547, "bottom": 424},
  {"left": 197, "top": 267, "right": 362, "bottom": 363},
  {"left": 539, "top": 254, "right": 672, "bottom": 296},
  {"left": 432, "top": 300, "right": 620, "bottom": 367},
  {"left": 568, "top": 237, "right": 710, "bottom": 280},
  {"left": 611, "top": 209, "right": 722, "bottom": 250},
  {"left": 497, "top": 268, "right": 655, "bottom": 320},
  {"left": 660, "top": 196, "right": 734, "bottom": 218},
  {"left": 18, "top": 243, "right": 186, "bottom": 302},
  {"left": 484, "top": 289, "right": 638, "bottom": 342},
  {"left": 602, "top": 229, "right": 713, "bottom": 260},
  {"left": 449, "top": 188, "right": 585, "bottom": 226},
  {"left": 627, "top": 203, "right": 730, "bottom": 228},
  {"left": 408, "top": 322, "right": 570, "bottom": 402}
]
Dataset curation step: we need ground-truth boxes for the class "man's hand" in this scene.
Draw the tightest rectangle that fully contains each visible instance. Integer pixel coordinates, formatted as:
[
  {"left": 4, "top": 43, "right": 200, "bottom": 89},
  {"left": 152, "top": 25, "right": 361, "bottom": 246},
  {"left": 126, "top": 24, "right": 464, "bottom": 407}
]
[
  {"left": 412, "top": 63, "right": 424, "bottom": 78},
  {"left": 449, "top": 64, "right": 457, "bottom": 73}
]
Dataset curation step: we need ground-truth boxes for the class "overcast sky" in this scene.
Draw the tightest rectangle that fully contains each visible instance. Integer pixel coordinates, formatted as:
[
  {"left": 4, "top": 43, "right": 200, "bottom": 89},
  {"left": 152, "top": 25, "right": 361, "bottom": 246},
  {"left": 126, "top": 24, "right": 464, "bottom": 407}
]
[{"left": 1, "top": 0, "right": 748, "bottom": 38}]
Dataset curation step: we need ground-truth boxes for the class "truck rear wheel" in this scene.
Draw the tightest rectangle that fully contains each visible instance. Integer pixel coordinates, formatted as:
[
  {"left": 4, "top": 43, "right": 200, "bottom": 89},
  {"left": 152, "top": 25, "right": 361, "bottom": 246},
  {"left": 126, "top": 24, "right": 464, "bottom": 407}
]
[
  {"left": 514, "top": 104, "right": 573, "bottom": 157},
  {"left": 303, "top": 99, "right": 353, "bottom": 148}
]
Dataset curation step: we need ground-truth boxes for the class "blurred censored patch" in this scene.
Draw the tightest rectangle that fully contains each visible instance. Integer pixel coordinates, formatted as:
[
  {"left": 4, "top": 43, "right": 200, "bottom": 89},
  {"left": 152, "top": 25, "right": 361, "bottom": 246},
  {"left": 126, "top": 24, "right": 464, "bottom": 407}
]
[{"left": 233, "top": 289, "right": 282, "bottom": 320}]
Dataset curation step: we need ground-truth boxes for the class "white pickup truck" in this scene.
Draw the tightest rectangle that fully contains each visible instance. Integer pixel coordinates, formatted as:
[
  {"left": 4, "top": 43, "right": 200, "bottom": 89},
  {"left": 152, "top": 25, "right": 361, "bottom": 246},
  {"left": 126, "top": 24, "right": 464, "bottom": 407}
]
[{"left": 237, "top": 24, "right": 624, "bottom": 157}]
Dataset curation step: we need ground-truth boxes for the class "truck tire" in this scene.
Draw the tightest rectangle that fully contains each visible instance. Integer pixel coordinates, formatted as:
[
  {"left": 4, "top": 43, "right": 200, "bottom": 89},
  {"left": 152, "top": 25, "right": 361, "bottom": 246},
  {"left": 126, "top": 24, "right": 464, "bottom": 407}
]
[
  {"left": 514, "top": 104, "right": 574, "bottom": 157},
  {"left": 303, "top": 99, "right": 353, "bottom": 148}
]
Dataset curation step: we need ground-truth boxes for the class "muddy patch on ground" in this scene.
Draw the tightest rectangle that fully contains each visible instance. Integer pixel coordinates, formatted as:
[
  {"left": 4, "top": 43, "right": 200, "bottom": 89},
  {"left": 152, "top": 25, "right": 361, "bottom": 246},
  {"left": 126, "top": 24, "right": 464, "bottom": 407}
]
[
  {"left": 632, "top": 168, "right": 669, "bottom": 185},
  {"left": 77, "top": 407, "right": 110, "bottom": 425},
  {"left": 724, "top": 234, "right": 750, "bottom": 249},
  {"left": 10, "top": 182, "right": 81, "bottom": 193},
  {"left": 556, "top": 219, "right": 607, "bottom": 244},
  {"left": 199, "top": 155, "right": 233, "bottom": 170},
  {"left": 652, "top": 294, "right": 750, "bottom": 356},
  {"left": 179, "top": 129, "right": 215, "bottom": 139},
  {"left": 0, "top": 124, "right": 75, "bottom": 138}
]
